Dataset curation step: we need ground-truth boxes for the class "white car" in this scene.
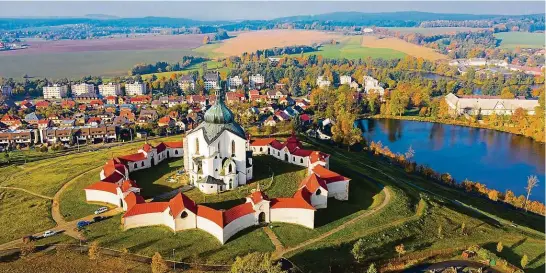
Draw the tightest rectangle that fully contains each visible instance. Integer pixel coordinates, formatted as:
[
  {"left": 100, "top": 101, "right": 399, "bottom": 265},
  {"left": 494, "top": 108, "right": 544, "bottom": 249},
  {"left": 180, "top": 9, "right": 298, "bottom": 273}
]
[
  {"left": 43, "top": 230, "right": 55, "bottom": 238},
  {"left": 94, "top": 207, "right": 108, "bottom": 215}
]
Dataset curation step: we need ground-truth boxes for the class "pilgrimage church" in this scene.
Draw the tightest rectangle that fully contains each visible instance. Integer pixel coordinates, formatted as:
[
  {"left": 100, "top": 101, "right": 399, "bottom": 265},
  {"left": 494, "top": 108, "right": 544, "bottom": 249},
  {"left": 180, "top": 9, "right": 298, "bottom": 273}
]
[
  {"left": 83, "top": 91, "right": 351, "bottom": 244},
  {"left": 183, "top": 92, "right": 253, "bottom": 194}
]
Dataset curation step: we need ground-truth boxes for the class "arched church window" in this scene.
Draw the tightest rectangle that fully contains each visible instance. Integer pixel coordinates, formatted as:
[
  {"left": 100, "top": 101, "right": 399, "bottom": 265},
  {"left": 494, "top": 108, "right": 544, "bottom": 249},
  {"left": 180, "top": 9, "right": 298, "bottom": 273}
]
[
  {"left": 231, "top": 140, "right": 236, "bottom": 156},
  {"left": 300, "top": 158, "right": 303, "bottom": 164},
  {"left": 229, "top": 163, "right": 233, "bottom": 173},
  {"left": 133, "top": 163, "right": 137, "bottom": 169},
  {"left": 181, "top": 211, "right": 188, "bottom": 218},
  {"left": 316, "top": 189, "right": 322, "bottom": 195}
]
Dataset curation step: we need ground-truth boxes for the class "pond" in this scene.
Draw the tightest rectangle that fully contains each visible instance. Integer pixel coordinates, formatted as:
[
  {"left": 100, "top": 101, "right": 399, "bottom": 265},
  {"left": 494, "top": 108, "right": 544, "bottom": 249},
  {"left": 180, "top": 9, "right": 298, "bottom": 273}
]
[{"left": 358, "top": 119, "right": 545, "bottom": 202}]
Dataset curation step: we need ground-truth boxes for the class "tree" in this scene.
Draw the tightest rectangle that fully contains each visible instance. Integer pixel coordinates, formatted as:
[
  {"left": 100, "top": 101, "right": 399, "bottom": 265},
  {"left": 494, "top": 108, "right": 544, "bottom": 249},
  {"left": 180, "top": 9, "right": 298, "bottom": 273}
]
[
  {"left": 230, "top": 252, "right": 285, "bottom": 273},
  {"left": 500, "top": 87, "right": 515, "bottom": 99},
  {"left": 151, "top": 252, "right": 169, "bottom": 273},
  {"left": 524, "top": 175, "right": 539, "bottom": 211},
  {"left": 367, "top": 263, "right": 377, "bottom": 273},
  {"left": 351, "top": 239, "right": 366, "bottom": 263},
  {"left": 405, "top": 145, "right": 415, "bottom": 163},
  {"left": 488, "top": 190, "right": 499, "bottom": 201},
  {"left": 88, "top": 241, "right": 100, "bottom": 260},
  {"left": 395, "top": 244, "right": 406, "bottom": 258},
  {"left": 496, "top": 242, "right": 503, "bottom": 253},
  {"left": 460, "top": 222, "right": 466, "bottom": 235},
  {"left": 521, "top": 254, "right": 528, "bottom": 269},
  {"left": 203, "top": 36, "right": 210, "bottom": 45}
]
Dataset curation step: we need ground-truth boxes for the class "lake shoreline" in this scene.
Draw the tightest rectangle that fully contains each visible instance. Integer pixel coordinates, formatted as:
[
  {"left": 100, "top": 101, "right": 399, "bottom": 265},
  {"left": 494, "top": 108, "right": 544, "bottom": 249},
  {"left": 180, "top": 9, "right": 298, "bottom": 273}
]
[{"left": 366, "top": 115, "right": 545, "bottom": 143}]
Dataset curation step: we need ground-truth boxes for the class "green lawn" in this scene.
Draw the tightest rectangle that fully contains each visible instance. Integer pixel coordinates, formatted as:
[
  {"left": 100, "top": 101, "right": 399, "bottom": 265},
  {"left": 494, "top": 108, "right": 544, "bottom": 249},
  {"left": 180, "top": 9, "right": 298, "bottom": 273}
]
[
  {"left": 83, "top": 214, "right": 275, "bottom": 264},
  {"left": 300, "top": 36, "right": 406, "bottom": 60},
  {"left": 494, "top": 32, "right": 545, "bottom": 49},
  {"left": 141, "top": 59, "right": 228, "bottom": 80},
  {"left": 0, "top": 190, "right": 55, "bottom": 243},
  {"left": 130, "top": 157, "right": 184, "bottom": 198}
]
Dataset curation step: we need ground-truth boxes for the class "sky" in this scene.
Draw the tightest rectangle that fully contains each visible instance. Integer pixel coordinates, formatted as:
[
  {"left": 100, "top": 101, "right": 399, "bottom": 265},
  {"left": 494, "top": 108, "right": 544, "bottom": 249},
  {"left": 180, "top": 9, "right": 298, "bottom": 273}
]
[{"left": 0, "top": 1, "right": 544, "bottom": 20}]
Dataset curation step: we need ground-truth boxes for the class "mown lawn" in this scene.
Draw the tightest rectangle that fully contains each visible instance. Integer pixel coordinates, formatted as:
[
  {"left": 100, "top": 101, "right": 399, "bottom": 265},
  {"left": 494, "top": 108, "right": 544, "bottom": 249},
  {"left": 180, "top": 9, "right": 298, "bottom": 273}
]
[
  {"left": 0, "top": 190, "right": 55, "bottom": 244},
  {"left": 83, "top": 214, "right": 274, "bottom": 264},
  {"left": 130, "top": 157, "right": 185, "bottom": 198}
]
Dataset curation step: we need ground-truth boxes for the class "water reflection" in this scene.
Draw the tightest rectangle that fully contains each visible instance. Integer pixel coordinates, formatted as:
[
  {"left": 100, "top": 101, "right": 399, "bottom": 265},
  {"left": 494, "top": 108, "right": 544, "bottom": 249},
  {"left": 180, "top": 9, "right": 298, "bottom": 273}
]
[{"left": 359, "top": 119, "right": 546, "bottom": 201}]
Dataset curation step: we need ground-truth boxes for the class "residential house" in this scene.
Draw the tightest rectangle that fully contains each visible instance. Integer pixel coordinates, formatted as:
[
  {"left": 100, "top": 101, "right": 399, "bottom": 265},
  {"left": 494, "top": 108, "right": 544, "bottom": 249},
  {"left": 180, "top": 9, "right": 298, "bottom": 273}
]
[
  {"left": 445, "top": 93, "right": 540, "bottom": 116},
  {"left": 363, "top": 76, "right": 385, "bottom": 96},
  {"left": 228, "top": 76, "right": 243, "bottom": 90},
  {"left": 0, "top": 130, "right": 37, "bottom": 148},
  {"left": 139, "top": 110, "right": 159, "bottom": 121},
  {"left": 340, "top": 75, "right": 352, "bottom": 85},
  {"left": 225, "top": 92, "right": 245, "bottom": 104},
  {"left": 75, "top": 93, "right": 100, "bottom": 103},
  {"left": 0, "top": 85, "right": 12, "bottom": 97},
  {"left": 158, "top": 116, "right": 175, "bottom": 127},
  {"left": 316, "top": 76, "right": 331, "bottom": 88},
  {"left": 24, "top": 112, "right": 42, "bottom": 125},
  {"left": 250, "top": 74, "right": 265, "bottom": 89},
  {"left": 178, "top": 75, "right": 195, "bottom": 92}
]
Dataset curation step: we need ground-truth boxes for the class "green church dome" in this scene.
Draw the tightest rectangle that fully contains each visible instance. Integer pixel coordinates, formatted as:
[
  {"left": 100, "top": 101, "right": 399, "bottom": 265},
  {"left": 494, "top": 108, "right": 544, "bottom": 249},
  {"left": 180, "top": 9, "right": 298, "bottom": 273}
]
[{"left": 204, "top": 96, "right": 234, "bottom": 124}]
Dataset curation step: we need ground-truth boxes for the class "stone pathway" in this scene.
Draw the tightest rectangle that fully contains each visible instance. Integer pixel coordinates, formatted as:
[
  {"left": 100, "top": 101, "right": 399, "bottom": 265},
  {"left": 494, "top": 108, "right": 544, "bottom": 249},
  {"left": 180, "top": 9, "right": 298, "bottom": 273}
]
[
  {"left": 263, "top": 226, "right": 284, "bottom": 253},
  {"left": 0, "top": 186, "right": 53, "bottom": 200}
]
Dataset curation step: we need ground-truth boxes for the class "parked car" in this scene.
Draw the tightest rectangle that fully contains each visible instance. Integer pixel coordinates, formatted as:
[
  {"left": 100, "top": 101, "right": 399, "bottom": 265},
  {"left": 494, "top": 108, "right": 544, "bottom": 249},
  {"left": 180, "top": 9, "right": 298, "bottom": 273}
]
[
  {"left": 77, "top": 221, "right": 91, "bottom": 230},
  {"left": 43, "top": 230, "right": 56, "bottom": 238},
  {"left": 93, "top": 216, "right": 105, "bottom": 222},
  {"left": 94, "top": 207, "right": 108, "bottom": 215}
]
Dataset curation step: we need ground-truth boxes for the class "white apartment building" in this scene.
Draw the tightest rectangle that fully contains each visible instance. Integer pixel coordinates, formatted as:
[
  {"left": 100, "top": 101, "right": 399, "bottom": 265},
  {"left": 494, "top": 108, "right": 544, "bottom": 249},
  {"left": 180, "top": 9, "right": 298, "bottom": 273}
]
[
  {"left": 99, "top": 83, "right": 122, "bottom": 96},
  {"left": 250, "top": 74, "right": 265, "bottom": 88},
  {"left": 340, "top": 75, "right": 352, "bottom": 85},
  {"left": 204, "top": 72, "right": 220, "bottom": 91},
  {"left": 363, "top": 76, "right": 384, "bottom": 96},
  {"left": 0, "top": 85, "right": 12, "bottom": 97},
  {"left": 71, "top": 83, "right": 96, "bottom": 96},
  {"left": 228, "top": 76, "right": 243, "bottom": 90},
  {"left": 43, "top": 84, "right": 68, "bottom": 99},
  {"left": 125, "top": 82, "right": 147, "bottom": 96},
  {"left": 316, "top": 76, "right": 331, "bottom": 88}
]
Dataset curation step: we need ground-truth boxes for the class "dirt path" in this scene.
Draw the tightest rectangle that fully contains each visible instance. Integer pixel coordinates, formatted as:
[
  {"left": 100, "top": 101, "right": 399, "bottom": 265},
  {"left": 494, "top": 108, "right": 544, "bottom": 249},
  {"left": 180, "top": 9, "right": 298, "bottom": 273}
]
[
  {"left": 0, "top": 186, "right": 53, "bottom": 200},
  {"left": 51, "top": 166, "right": 104, "bottom": 240},
  {"left": 263, "top": 227, "right": 284, "bottom": 253},
  {"left": 276, "top": 185, "right": 392, "bottom": 259}
]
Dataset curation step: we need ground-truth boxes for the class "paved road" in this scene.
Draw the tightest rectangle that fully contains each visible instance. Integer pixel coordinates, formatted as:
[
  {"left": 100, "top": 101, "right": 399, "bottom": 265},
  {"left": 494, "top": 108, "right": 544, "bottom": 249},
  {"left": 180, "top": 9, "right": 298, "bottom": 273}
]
[{"left": 0, "top": 207, "right": 122, "bottom": 251}]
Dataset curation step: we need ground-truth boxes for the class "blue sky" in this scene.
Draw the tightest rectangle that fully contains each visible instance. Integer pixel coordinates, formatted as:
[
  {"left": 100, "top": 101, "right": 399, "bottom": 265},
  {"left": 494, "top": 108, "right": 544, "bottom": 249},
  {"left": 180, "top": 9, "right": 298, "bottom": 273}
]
[{"left": 0, "top": 1, "right": 544, "bottom": 20}]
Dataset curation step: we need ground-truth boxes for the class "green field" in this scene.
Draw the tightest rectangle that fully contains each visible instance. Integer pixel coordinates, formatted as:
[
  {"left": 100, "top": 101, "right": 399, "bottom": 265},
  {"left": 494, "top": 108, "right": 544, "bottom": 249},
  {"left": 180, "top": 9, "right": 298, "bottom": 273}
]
[
  {"left": 494, "top": 32, "right": 546, "bottom": 49},
  {"left": 141, "top": 59, "right": 229, "bottom": 80},
  {"left": 297, "top": 36, "right": 406, "bottom": 60}
]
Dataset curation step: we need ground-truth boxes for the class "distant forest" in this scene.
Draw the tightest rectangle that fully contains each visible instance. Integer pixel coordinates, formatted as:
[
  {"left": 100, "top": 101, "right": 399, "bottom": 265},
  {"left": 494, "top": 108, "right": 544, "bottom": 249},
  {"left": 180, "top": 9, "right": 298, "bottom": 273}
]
[{"left": 0, "top": 11, "right": 544, "bottom": 41}]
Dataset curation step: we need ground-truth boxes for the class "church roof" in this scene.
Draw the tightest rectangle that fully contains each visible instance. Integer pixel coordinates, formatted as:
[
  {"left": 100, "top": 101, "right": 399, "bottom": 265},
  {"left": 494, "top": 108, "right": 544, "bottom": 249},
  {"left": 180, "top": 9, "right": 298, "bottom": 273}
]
[
  {"left": 189, "top": 93, "right": 246, "bottom": 143},
  {"left": 198, "top": 175, "right": 225, "bottom": 185}
]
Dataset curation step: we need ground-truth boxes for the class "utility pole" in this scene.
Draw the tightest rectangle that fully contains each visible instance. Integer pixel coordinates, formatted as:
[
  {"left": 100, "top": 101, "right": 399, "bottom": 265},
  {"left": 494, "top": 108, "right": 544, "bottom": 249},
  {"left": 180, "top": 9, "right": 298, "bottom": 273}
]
[{"left": 172, "top": 248, "right": 176, "bottom": 271}]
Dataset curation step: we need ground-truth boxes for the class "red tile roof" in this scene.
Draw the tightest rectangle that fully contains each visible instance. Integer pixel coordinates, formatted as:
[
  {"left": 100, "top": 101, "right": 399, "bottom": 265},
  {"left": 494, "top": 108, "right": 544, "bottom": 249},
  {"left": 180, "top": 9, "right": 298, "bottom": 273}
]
[
  {"left": 197, "top": 205, "right": 224, "bottom": 227},
  {"left": 249, "top": 191, "right": 268, "bottom": 204},
  {"left": 270, "top": 196, "right": 315, "bottom": 210},
  {"left": 312, "top": 165, "right": 349, "bottom": 184},
  {"left": 155, "top": 142, "right": 166, "bottom": 153},
  {"left": 103, "top": 161, "right": 127, "bottom": 179},
  {"left": 250, "top": 138, "right": 275, "bottom": 147},
  {"left": 224, "top": 203, "right": 255, "bottom": 226},
  {"left": 123, "top": 202, "right": 169, "bottom": 217},
  {"left": 141, "top": 144, "right": 153, "bottom": 152},
  {"left": 164, "top": 141, "right": 183, "bottom": 148},
  {"left": 101, "top": 171, "right": 125, "bottom": 183},
  {"left": 168, "top": 193, "right": 197, "bottom": 216},
  {"left": 118, "top": 152, "right": 147, "bottom": 162},
  {"left": 299, "top": 173, "right": 327, "bottom": 193},
  {"left": 85, "top": 181, "right": 119, "bottom": 195},
  {"left": 121, "top": 179, "right": 139, "bottom": 192},
  {"left": 309, "top": 151, "right": 329, "bottom": 163},
  {"left": 124, "top": 191, "right": 145, "bottom": 211}
]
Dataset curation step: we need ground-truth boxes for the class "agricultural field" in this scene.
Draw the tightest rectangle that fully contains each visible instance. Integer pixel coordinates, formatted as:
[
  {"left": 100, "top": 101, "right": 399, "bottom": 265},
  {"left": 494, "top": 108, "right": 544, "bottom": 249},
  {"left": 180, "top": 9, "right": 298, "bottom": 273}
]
[
  {"left": 300, "top": 36, "right": 406, "bottom": 60},
  {"left": 141, "top": 60, "right": 227, "bottom": 80},
  {"left": 0, "top": 34, "right": 207, "bottom": 79},
  {"left": 211, "top": 29, "right": 343, "bottom": 57},
  {"left": 386, "top": 27, "right": 488, "bottom": 35},
  {"left": 361, "top": 36, "right": 448, "bottom": 61},
  {"left": 494, "top": 32, "right": 546, "bottom": 49}
]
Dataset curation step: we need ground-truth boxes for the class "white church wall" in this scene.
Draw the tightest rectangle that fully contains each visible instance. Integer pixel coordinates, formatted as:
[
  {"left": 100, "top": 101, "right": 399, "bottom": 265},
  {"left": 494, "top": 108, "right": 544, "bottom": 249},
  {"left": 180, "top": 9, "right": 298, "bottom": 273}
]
[
  {"left": 270, "top": 208, "right": 314, "bottom": 229},
  {"left": 327, "top": 181, "right": 350, "bottom": 201},
  {"left": 124, "top": 210, "right": 173, "bottom": 230},
  {"left": 223, "top": 214, "right": 256, "bottom": 243},
  {"left": 85, "top": 189, "right": 120, "bottom": 207},
  {"left": 196, "top": 216, "right": 224, "bottom": 243},
  {"left": 174, "top": 209, "right": 197, "bottom": 231},
  {"left": 310, "top": 188, "right": 328, "bottom": 209}
]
